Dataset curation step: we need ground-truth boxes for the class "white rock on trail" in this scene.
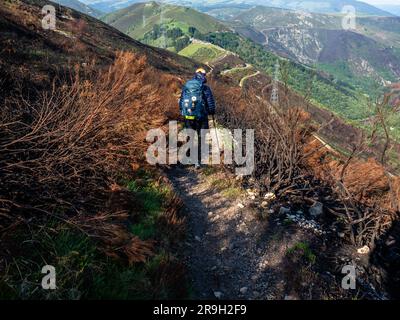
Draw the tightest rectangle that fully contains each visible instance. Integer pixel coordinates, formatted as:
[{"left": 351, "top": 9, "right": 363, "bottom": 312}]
[
  {"left": 260, "top": 201, "right": 269, "bottom": 208},
  {"left": 214, "top": 291, "right": 223, "bottom": 299},
  {"left": 195, "top": 236, "right": 201, "bottom": 242},
  {"left": 309, "top": 202, "right": 323, "bottom": 217},
  {"left": 279, "top": 207, "right": 291, "bottom": 215},
  {"left": 264, "top": 192, "right": 276, "bottom": 201},
  {"left": 239, "top": 287, "right": 248, "bottom": 294},
  {"left": 238, "top": 203, "right": 245, "bottom": 209},
  {"left": 357, "top": 245, "right": 370, "bottom": 255}
]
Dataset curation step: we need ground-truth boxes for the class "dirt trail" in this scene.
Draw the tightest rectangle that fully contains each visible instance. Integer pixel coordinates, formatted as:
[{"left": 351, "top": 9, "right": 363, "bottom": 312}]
[
  {"left": 166, "top": 166, "right": 305, "bottom": 300},
  {"left": 239, "top": 71, "right": 261, "bottom": 88}
]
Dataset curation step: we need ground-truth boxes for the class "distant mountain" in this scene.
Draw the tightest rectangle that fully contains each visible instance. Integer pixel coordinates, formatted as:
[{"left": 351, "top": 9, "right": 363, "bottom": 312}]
[
  {"left": 229, "top": 5, "right": 400, "bottom": 46},
  {"left": 81, "top": 0, "right": 394, "bottom": 16},
  {"left": 170, "top": 0, "right": 394, "bottom": 17},
  {"left": 102, "top": 1, "right": 228, "bottom": 51},
  {"left": 224, "top": 5, "right": 400, "bottom": 93},
  {"left": 81, "top": 0, "right": 145, "bottom": 13},
  {"left": 52, "top": 0, "right": 104, "bottom": 17}
]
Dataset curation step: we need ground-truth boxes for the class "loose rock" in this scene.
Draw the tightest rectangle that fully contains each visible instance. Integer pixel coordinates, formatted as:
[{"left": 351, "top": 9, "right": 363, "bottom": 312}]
[
  {"left": 279, "top": 207, "right": 291, "bottom": 215},
  {"left": 309, "top": 202, "right": 323, "bottom": 217},
  {"left": 239, "top": 287, "right": 248, "bottom": 294},
  {"left": 357, "top": 245, "right": 370, "bottom": 255}
]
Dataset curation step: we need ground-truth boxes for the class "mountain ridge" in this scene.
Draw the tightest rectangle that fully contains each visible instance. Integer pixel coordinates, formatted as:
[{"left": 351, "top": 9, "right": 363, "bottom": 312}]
[{"left": 52, "top": 0, "right": 104, "bottom": 17}]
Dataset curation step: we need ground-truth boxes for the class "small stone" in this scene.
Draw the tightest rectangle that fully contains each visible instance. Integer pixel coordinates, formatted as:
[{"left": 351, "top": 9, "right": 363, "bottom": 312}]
[
  {"left": 260, "top": 201, "right": 269, "bottom": 208},
  {"left": 338, "top": 232, "right": 345, "bottom": 238},
  {"left": 246, "top": 189, "right": 256, "bottom": 196},
  {"left": 309, "top": 202, "right": 323, "bottom": 217},
  {"left": 239, "top": 287, "right": 248, "bottom": 294},
  {"left": 279, "top": 207, "right": 291, "bottom": 215},
  {"left": 357, "top": 245, "right": 370, "bottom": 255},
  {"left": 214, "top": 291, "right": 223, "bottom": 299},
  {"left": 238, "top": 203, "right": 245, "bottom": 209},
  {"left": 195, "top": 236, "right": 201, "bottom": 242},
  {"left": 208, "top": 211, "right": 213, "bottom": 216},
  {"left": 264, "top": 192, "right": 276, "bottom": 201}
]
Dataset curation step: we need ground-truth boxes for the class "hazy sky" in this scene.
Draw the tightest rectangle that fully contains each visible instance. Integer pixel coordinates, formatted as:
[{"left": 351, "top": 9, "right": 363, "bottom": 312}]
[{"left": 362, "top": 0, "right": 400, "bottom": 5}]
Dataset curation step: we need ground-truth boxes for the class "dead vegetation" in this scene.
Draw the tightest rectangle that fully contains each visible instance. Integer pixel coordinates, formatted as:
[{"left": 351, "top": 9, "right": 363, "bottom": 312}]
[
  {"left": 0, "top": 51, "right": 187, "bottom": 298},
  {"left": 211, "top": 68, "right": 400, "bottom": 298}
]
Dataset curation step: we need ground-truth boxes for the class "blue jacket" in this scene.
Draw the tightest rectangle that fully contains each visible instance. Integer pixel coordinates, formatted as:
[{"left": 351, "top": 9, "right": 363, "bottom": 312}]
[{"left": 179, "top": 73, "right": 216, "bottom": 118}]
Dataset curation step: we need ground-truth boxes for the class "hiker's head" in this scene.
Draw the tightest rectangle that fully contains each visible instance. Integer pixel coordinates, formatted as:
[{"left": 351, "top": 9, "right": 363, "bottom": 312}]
[{"left": 194, "top": 68, "right": 207, "bottom": 83}]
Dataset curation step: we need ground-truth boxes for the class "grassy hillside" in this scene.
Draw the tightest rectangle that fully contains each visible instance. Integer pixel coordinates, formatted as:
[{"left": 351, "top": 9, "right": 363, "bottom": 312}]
[
  {"left": 179, "top": 41, "right": 226, "bottom": 63},
  {"left": 220, "top": 5, "right": 400, "bottom": 109},
  {"left": 205, "top": 32, "right": 371, "bottom": 120},
  {"left": 102, "top": 1, "right": 228, "bottom": 41}
]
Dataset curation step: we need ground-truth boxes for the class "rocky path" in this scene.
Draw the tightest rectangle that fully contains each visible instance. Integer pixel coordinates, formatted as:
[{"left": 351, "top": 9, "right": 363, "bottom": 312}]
[{"left": 166, "top": 166, "right": 305, "bottom": 300}]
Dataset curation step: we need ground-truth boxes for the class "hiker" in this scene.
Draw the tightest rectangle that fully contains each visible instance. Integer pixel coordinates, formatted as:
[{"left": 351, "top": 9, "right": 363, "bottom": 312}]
[{"left": 179, "top": 68, "right": 216, "bottom": 169}]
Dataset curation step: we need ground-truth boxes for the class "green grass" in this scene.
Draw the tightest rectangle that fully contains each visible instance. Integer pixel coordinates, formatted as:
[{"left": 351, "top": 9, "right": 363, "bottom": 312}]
[
  {"left": 0, "top": 170, "right": 187, "bottom": 300},
  {"left": 179, "top": 42, "right": 225, "bottom": 63},
  {"left": 287, "top": 242, "right": 317, "bottom": 265},
  {"left": 204, "top": 171, "right": 243, "bottom": 199}
]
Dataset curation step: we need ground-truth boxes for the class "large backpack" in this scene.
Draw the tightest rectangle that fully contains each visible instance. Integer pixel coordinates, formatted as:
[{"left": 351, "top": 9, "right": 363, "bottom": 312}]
[{"left": 180, "top": 79, "right": 206, "bottom": 120}]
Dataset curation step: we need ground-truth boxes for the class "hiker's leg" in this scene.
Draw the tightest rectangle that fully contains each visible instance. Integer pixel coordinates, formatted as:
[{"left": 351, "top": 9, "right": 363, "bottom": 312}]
[{"left": 184, "top": 120, "right": 194, "bottom": 159}]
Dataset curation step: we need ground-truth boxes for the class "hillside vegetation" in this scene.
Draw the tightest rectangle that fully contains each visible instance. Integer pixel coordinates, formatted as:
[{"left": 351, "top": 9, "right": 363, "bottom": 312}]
[
  {"left": 0, "top": 0, "right": 193, "bottom": 299},
  {"left": 179, "top": 41, "right": 226, "bottom": 63},
  {"left": 225, "top": 6, "right": 400, "bottom": 94},
  {"left": 102, "top": 1, "right": 228, "bottom": 51},
  {"left": 2, "top": 0, "right": 400, "bottom": 301}
]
